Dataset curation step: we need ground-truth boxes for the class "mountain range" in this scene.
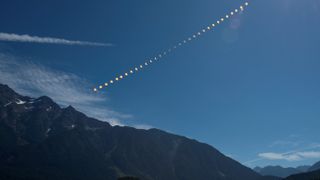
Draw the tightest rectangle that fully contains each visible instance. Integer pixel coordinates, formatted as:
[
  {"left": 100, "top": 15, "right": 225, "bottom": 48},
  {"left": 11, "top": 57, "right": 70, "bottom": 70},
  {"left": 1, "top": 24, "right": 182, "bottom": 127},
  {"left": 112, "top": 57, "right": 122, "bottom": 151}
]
[
  {"left": 254, "top": 162, "right": 320, "bottom": 179},
  {"left": 0, "top": 83, "right": 316, "bottom": 180},
  {"left": 254, "top": 165, "right": 308, "bottom": 178},
  {"left": 0, "top": 84, "right": 265, "bottom": 180}
]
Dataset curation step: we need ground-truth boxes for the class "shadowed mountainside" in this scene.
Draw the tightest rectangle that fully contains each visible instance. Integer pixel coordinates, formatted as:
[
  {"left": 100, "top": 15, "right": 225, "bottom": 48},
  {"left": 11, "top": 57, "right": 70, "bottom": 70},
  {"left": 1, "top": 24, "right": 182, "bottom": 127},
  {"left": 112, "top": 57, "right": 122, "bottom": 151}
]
[
  {"left": 284, "top": 169, "right": 320, "bottom": 180},
  {"left": 0, "top": 84, "right": 276, "bottom": 180},
  {"left": 309, "top": 161, "right": 320, "bottom": 172}
]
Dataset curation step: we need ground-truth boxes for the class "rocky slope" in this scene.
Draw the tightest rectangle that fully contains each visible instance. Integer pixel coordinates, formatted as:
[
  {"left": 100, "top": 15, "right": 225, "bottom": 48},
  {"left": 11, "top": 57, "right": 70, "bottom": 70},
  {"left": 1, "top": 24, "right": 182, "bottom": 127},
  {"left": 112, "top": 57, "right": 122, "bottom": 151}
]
[{"left": 0, "top": 84, "right": 273, "bottom": 180}]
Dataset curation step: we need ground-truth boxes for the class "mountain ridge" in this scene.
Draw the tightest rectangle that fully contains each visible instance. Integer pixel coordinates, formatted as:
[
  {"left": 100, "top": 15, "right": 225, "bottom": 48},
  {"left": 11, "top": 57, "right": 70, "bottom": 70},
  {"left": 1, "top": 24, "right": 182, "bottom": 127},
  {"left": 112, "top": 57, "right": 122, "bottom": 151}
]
[
  {"left": 254, "top": 161, "right": 320, "bottom": 179},
  {"left": 254, "top": 165, "right": 310, "bottom": 178},
  {"left": 284, "top": 169, "right": 320, "bottom": 180},
  {"left": 0, "top": 83, "right": 277, "bottom": 180},
  {"left": 309, "top": 161, "right": 320, "bottom": 172}
]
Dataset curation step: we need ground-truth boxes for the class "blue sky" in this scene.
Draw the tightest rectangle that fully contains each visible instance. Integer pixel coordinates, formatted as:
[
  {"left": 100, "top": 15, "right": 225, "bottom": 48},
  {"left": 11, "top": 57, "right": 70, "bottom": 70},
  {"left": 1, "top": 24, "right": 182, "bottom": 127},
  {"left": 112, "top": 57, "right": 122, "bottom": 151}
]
[{"left": 1, "top": 0, "right": 320, "bottom": 168}]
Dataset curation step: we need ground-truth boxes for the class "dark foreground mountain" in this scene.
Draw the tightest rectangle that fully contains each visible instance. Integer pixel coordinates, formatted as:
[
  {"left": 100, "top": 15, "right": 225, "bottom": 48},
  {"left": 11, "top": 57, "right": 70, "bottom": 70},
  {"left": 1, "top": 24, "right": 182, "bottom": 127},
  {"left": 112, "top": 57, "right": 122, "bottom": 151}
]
[
  {"left": 284, "top": 169, "right": 320, "bottom": 180},
  {"left": 297, "top": 165, "right": 313, "bottom": 172},
  {"left": 254, "top": 165, "right": 310, "bottom": 178},
  {"left": 0, "top": 84, "right": 274, "bottom": 180},
  {"left": 309, "top": 161, "right": 320, "bottom": 172}
]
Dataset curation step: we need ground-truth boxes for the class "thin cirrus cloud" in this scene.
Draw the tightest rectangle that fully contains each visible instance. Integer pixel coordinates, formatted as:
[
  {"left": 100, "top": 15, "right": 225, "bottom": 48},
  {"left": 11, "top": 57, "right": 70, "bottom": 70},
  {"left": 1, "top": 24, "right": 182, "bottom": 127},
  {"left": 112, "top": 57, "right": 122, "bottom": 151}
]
[
  {"left": 258, "top": 151, "right": 320, "bottom": 161},
  {"left": 0, "top": 32, "right": 112, "bottom": 47},
  {"left": 244, "top": 143, "right": 320, "bottom": 166},
  {"left": 0, "top": 53, "right": 134, "bottom": 127}
]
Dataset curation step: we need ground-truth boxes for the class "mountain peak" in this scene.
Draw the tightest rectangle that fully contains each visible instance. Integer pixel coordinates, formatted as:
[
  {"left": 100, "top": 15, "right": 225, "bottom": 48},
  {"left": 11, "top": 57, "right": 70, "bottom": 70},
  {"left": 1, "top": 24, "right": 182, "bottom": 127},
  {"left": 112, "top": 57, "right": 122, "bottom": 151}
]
[
  {"left": 0, "top": 84, "right": 23, "bottom": 104},
  {"left": 38, "top": 95, "right": 53, "bottom": 101},
  {"left": 65, "top": 105, "right": 76, "bottom": 111},
  {"left": 0, "top": 84, "right": 10, "bottom": 90},
  {"left": 0, "top": 84, "right": 19, "bottom": 96}
]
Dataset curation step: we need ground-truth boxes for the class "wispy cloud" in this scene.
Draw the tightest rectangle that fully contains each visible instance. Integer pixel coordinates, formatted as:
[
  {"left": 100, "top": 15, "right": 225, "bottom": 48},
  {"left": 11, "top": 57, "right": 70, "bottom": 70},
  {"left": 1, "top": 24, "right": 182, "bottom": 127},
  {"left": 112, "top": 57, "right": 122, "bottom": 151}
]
[
  {"left": 244, "top": 143, "right": 320, "bottom": 166},
  {"left": 0, "top": 32, "right": 112, "bottom": 47},
  {"left": 259, "top": 152, "right": 300, "bottom": 161},
  {"left": 0, "top": 53, "right": 128, "bottom": 126},
  {"left": 258, "top": 151, "right": 320, "bottom": 161}
]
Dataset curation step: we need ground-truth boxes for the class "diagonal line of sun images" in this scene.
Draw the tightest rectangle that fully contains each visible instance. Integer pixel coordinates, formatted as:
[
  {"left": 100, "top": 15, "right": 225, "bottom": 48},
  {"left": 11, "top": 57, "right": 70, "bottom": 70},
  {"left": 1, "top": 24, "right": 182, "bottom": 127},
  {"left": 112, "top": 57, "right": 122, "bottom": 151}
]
[{"left": 93, "top": 2, "right": 250, "bottom": 92}]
